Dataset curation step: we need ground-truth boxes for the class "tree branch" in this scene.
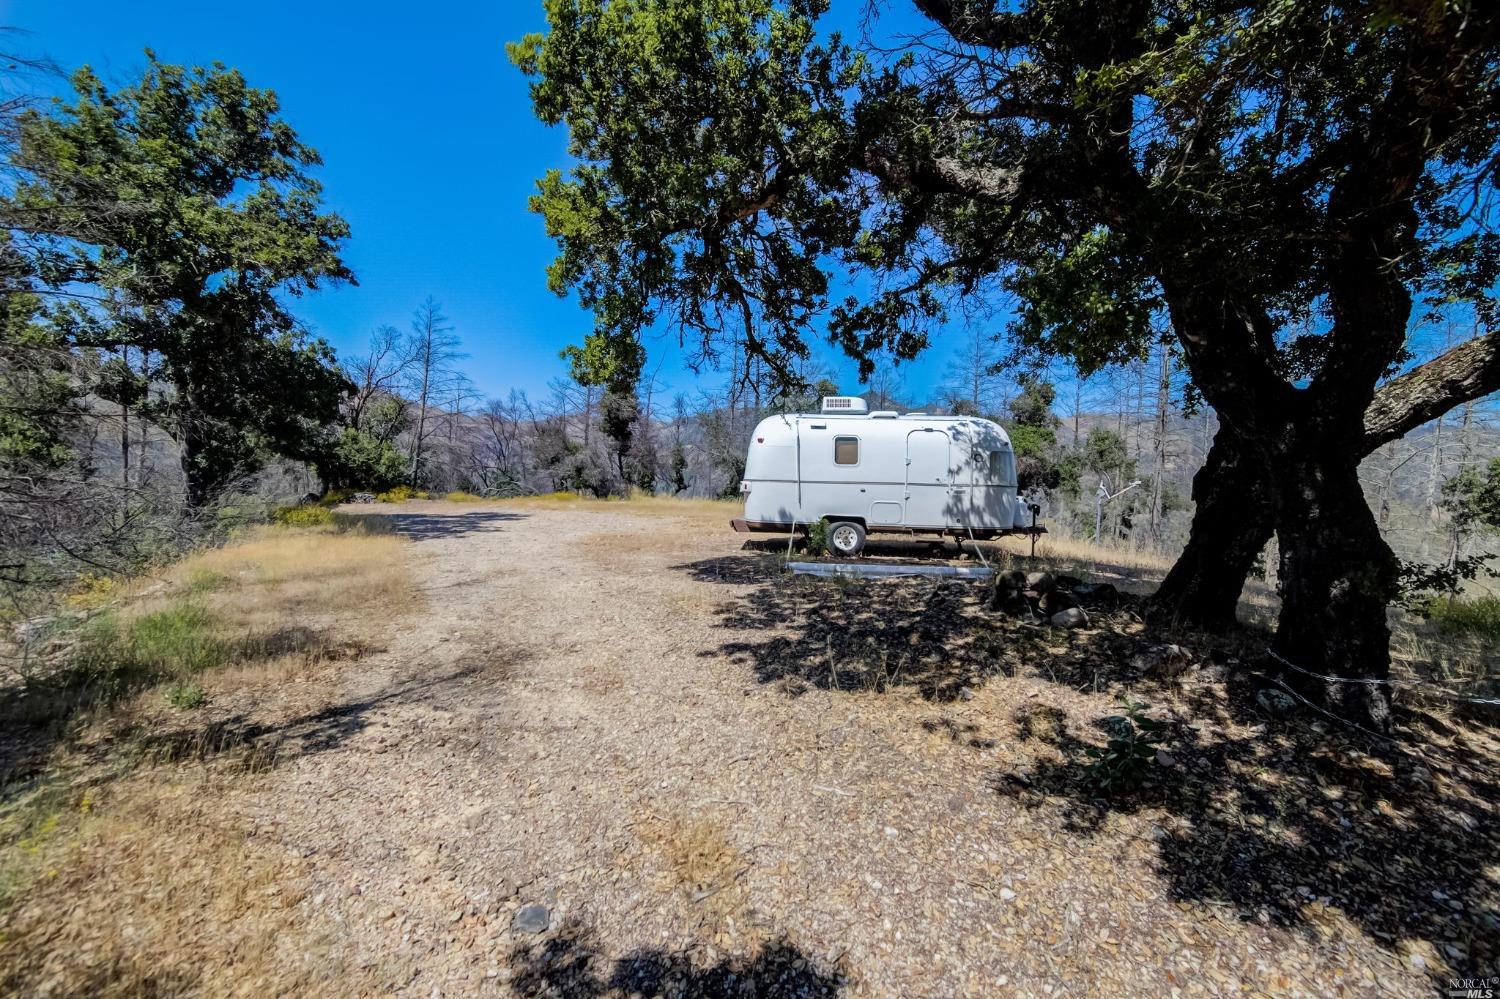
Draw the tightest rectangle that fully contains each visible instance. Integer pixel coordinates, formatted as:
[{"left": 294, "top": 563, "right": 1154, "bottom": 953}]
[
  {"left": 1362, "top": 328, "right": 1500, "bottom": 452},
  {"left": 914, "top": 0, "right": 1031, "bottom": 50},
  {"left": 861, "top": 144, "right": 1023, "bottom": 201}
]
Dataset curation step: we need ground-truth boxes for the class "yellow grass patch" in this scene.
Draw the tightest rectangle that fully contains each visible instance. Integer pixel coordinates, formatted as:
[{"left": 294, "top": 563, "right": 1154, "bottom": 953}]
[
  {"left": 0, "top": 779, "right": 377, "bottom": 995},
  {"left": 635, "top": 811, "right": 751, "bottom": 931}
]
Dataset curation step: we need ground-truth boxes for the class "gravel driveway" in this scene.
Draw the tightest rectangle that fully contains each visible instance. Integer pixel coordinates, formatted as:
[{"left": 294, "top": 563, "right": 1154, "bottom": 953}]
[{"left": 224, "top": 501, "right": 1459, "bottom": 997}]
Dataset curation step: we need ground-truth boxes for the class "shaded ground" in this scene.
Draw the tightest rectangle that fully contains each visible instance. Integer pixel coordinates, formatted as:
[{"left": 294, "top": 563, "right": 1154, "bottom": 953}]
[{"left": 3, "top": 499, "right": 1496, "bottom": 996}]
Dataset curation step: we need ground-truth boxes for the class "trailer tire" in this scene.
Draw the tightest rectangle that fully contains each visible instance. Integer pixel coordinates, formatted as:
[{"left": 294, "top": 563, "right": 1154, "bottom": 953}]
[{"left": 827, "top": 521, "right": 866, "bottom": 557}]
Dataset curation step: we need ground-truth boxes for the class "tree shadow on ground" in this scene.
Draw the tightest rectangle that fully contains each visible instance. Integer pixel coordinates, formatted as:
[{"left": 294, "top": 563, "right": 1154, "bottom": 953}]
[
  {"left": 683, "top": 562, "right": 1500, "bottom": 987},
  {"left": 356, "top": 509, "right": 527, "bottom": 541},
  {"left": 127, "top": 656, "right": 508, "bottom": 773},
  {"left": 508, "top": 917, "right": 843, "bottom": 998},
  {"left": 1005, "top": 695, "right": 1500, "bottom": 984},
  {"left": 0, "top": 625, "right": 390, "bottom": 792}
]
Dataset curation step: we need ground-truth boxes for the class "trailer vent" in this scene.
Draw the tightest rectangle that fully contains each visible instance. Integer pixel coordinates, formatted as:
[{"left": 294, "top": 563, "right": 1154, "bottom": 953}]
[{"left": 820, "top": 396, "right": 868, "bottom": 414}]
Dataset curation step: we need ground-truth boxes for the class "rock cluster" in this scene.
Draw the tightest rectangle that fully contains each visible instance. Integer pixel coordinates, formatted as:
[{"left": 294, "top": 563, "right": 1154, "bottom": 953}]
[{"left": 988, "top": 569, "right": 1119, "bottom": 627}]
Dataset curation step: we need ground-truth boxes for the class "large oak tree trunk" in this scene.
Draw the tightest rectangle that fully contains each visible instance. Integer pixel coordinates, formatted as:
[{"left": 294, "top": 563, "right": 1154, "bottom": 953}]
[
  {"left": 1148, "top": 422, "right": 1276, "bottom": 630},
  {"left": 1271, "top": 446, "right": 1398, "bottom": 732}
]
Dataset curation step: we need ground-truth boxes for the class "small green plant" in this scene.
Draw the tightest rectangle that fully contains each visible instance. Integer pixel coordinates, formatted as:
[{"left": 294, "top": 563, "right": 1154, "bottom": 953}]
[
  {"left": 181, "top": 569, "right": 230, "bottom": 595},
  {"left": 444, "top": 490, "right": 485, "bottom": 503},
  {"left": 271, "top": 503, "right": 335, "bottom": 528},
  {"left": 164, "top": 680, "right": 206, "bottom": 710},
  {"left": 318, "top": 488, "right": 354, "bottom": 506},
  {"left": 1082, "top": 696, "right": 1167, "bottom": 795},
  {"left": 806, "top": 519, "right": 829, "bottom": 555},
  {"left": 1423, "top": 594, "right": 1500, "bottom": 639}
]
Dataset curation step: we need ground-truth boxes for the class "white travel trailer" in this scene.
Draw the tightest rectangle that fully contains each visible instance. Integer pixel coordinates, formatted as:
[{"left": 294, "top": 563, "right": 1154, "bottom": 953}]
[{"left": 731, "top": 397, "right": 1043, "bottom": 556}]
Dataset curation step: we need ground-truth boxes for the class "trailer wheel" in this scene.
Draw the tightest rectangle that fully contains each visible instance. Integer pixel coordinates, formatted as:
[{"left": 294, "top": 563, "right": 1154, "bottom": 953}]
[{"left": 827, "top": 521, "right": 866, "bottom": 557}]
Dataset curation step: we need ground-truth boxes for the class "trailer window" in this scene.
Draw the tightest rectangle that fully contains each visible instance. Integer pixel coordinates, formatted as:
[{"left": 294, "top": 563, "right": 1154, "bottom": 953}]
[
  {"left": 989, "top": 450, "right": 1014, "bottom": 484},
  {"left": 833, "top": 436, "right": 859, "bottom": 465}
]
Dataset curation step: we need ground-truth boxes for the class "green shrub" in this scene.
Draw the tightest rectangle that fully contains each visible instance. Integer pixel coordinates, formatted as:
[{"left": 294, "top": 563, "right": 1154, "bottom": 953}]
[
  {"left": 1424, "top": 595, "right": 1500, "bottom": 639},
  {"left": 164, "top": 680, "right": 206, "bottom": 710},
  {"left": 55, "top": 602, "right": 225, "bottom": 713},
  {"left": 806, "top": 519, "right": 829, "bottom": 555},
  {"left": 271, "top": 503, "right": 335, "bottom": 528},
  {"left": 1082, "top": 696, "right": 1166, "bottom": 795},
  {"left": 120, "top": 603, "right": 227, "bottom": 674},
  {"left": 318, "top": 488, "right": 354, "bottom": 507},
  {"left": 444, "top": 490, "right": 484, "bottom": 503}
]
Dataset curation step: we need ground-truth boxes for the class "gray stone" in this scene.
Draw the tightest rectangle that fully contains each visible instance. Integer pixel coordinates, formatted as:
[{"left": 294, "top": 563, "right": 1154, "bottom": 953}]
[
  {"left": 1038, "top": 590, "right": 1079, "bottom": 616},
  {"left": 990, "top": 570, "right": 1029, "bottom": 613},
  {"left": 1049, "top": 607, "right": 1089, "bottom": 628},
  {"left": 1025, "top": 571, "right": 1056, "bottom": 594},
  {"left": 511, "top": 903, "right": 550, "bottom": 934},
  {"left": 1073, "top": 582, "right": 1120, "bottom": 606},
  {"left": 1255, "top": 687, "right": 1299, "bottom": 718}
]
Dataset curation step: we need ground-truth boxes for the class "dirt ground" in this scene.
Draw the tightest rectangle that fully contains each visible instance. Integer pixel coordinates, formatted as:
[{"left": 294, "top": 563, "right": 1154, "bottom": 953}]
[{"left": 3, "top": 499, "right": 1496, "bottom": 997}]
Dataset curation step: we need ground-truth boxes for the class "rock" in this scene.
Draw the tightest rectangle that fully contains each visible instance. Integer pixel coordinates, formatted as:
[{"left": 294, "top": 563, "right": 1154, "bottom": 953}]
[
  {"left": 1144, "top": 643, "right": 1194, "bottom": 679},
  {"left": 1038, "top": 590, "right": 1079, "bottom": 616},
  {"left": 989, "top": 570, "right": 1029, "bottom": 613},
  {"left": 511, "top": 903, "right": 550, "bottom": 934},
  {"left": 957, "top": 686, "right": 975, "bottom": 701},
  {"left": 1024, "top": 571, "right": 1056, "bottom": 594},
  {"left": 998, "top": 887, "right": 1017, "bottom": 901},
  {"left": 1155, "top": 748, "right": 1177, "bottom": 767},
  {"left": 1255, "top": 688, "right": 1299, "bottom": 718},
  {"left": 1072, "top": 582, "right": 1120, "bottom": 607},
  {"left": 1050, "top": 607, "right": 1089, "bottom": 629},
  {"left": 1055, "top": 575, "right": 1083, "bottom": 590},
  {"left": 353, "top": 492, "right": 376, "bottom": 504}
]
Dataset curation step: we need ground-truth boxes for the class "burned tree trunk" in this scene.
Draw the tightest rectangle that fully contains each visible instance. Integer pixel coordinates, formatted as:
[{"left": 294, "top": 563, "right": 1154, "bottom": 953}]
[
  {"left": 1148, "top": 423, "right": 1276, "bottom": 630},
  {"left": 1271, "top": 445, "right": 1399, "bottom": 731}
]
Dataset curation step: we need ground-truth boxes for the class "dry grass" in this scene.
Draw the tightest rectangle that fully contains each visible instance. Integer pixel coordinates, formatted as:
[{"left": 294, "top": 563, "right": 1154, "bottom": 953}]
[
  {"left": 0, "top": 523, "right": 420, "bottom": 995},
  {"left": 635, "top": 811, "right": 752, "bottom": 934},
  {"left": 0, "top": 779, "right": 376, "bottom": 996},
  {"left": 993, "top": 534, "right": 1175, "bottom": 577}
]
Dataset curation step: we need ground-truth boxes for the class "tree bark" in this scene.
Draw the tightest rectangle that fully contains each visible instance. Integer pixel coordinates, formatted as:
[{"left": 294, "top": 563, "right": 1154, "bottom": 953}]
[
  {"left": 1147, "top": 422, "right": 1275, "bottom": 629},
  {"left": 1271, "top": 445, "right": 1398, "bottom": 732}
]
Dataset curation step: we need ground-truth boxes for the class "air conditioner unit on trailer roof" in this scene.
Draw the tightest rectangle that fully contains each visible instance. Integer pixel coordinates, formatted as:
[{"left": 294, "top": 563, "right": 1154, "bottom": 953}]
[{"left": 820, "top": 396, "right": 868, "bottom": 414}]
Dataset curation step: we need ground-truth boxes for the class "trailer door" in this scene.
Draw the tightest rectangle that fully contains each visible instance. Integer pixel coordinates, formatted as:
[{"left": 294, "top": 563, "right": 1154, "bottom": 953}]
[{"left": 904, "top": 428, "right": 953, "bottom": 527}]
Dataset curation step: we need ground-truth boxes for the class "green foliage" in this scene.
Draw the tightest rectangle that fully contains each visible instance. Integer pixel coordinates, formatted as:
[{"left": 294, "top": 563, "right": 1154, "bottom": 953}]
[
  {"left": 164, "top": 680, "right": 206, "bottom": 710},
  {"left": 1007, "top": 376, "right": 1058, "bottom": 430},
  {"left": 1081, "top": 697, "right": 1167, "bottom": 796},
  {"left": 1422, "top": 595, "right": 1500, "bottom": 640},
  {"left": 271, "top": 504, "right": 335, "bottom": 528},
  {"left": 668, "top": 440, "right": 689, "bottom": 494},
  {"left": 318, "top": 427, "right": 409, "bottom": 493},
  {"left": 512, "top": 0, "right": 870, "bottom": 391},
  {"left": 1397, "top": 554, "right": 1499, "bottom": 610},
  {"left": 1082, "top": 428, "right": 1133, "bottom": 479},
  {"left": 6, "top": 53, "right": 354, "bottom": 504},
  {"left": 1442, "top": 459, "right": 1500, "bottom": 536},
  {"left": 806, "top": 519, "right": 829, "bottom": 555},
  {"left": 0, "top": 273, "right": 78, "bottom": 470},
  {"left": 181, "top": 569, "right": 231, "bottom": 596},
  {"left": 67, "top": 603, "right": 227, "bottom": 707}
]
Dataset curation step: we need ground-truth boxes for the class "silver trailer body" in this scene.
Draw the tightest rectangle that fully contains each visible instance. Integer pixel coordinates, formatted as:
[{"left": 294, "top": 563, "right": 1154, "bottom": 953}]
[{"left": 731, "top": 398, "right": 1040, "bottom": 551}]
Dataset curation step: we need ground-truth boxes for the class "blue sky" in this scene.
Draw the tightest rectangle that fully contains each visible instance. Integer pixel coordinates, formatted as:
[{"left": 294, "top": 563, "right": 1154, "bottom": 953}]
[{"left": 0, "top": 1, "right": 990, "bottom": 406}]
